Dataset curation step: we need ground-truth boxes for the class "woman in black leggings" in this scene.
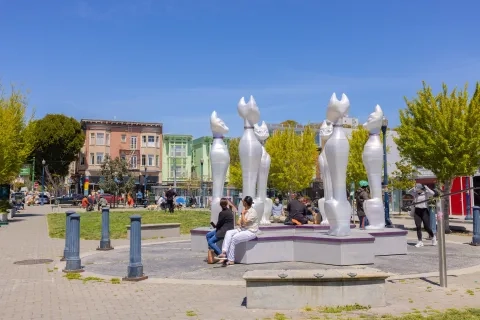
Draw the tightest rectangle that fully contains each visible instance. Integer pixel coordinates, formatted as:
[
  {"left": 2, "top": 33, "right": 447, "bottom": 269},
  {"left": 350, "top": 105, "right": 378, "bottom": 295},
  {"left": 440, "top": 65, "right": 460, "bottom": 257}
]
[{"left": 409, "top": 183, "right": 436, "bottom": 247}]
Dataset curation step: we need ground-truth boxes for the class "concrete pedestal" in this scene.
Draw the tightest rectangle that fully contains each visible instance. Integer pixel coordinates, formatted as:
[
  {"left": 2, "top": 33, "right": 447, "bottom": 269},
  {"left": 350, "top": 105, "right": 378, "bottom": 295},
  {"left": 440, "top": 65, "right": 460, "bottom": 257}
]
[
  {"left": 352, "top": 228, "right": 408, "bottom": 256},
  {"left": 244, "top": 268, "right": 388, "bottom": 309}
]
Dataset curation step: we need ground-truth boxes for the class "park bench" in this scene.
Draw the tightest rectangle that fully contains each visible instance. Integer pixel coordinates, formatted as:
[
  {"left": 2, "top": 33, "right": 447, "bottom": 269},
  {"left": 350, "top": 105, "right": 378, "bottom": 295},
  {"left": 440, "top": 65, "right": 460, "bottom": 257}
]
[
  {"left": 243, "top": 267, "right": 389, "bottom": 309},
  {"left": 126, "top": 223, "right": 180, "bottom": 240}
]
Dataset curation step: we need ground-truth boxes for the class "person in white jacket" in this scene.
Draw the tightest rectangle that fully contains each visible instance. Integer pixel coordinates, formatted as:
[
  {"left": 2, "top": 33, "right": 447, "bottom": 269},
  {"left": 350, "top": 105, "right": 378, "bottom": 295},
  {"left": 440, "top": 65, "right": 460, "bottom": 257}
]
[{"left": 409, "top": 183, "right": 437, "bottom": 247}]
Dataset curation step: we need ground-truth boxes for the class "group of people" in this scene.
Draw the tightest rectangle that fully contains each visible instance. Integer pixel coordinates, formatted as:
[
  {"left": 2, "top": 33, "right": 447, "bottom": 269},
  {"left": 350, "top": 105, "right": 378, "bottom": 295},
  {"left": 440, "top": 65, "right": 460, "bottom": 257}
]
[
  {"left": 205, "top": 196, "right": 258, "bottom": 267},
  {"left": 81, "top": 194, "right": 108, "bottom": 211}
]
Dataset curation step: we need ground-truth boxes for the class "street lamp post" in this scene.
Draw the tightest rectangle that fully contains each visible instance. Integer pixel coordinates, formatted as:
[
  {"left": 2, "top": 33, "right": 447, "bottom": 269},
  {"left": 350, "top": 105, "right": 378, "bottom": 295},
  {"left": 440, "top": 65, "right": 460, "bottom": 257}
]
[
  {"left": 200, "top": 159, "right": 204, "bottom": 208},
  {"left": 173, "top": 157, "right": 177, "bottom": 190},
  {"left": 381, "top": 117, "right": 393, "bottom": 227},
  {"left": 144, "top": 167, "right": 148, "bottom": 199},
  {"left": 41, "top": 159, "right": 46, "bottom": 205}
]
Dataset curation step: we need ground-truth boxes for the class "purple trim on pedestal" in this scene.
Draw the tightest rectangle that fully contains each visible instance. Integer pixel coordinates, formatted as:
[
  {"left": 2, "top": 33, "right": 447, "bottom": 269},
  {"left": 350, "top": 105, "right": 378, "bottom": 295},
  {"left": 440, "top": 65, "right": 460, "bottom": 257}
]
[
  {"left": 368, "top": 230, "right": 408, "bottom": 237},
  {"left": 252, "top": 234, "right": 374, "bottom": 243},
  {"left": 258, "top": 225, "right": 296, "bottom": 231},
  {"left": 252, "top": 236, "right": 295, "bottom": 242},
  {"left": 190, "top": 229, "right": 211, "bottom": 235}
]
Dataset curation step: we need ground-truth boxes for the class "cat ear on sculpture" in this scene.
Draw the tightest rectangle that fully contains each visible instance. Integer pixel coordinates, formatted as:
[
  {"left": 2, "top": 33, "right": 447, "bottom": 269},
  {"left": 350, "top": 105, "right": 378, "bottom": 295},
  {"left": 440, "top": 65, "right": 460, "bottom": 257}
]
[{"left": 375, "top": 104, "right": 383, "bottom": 113}]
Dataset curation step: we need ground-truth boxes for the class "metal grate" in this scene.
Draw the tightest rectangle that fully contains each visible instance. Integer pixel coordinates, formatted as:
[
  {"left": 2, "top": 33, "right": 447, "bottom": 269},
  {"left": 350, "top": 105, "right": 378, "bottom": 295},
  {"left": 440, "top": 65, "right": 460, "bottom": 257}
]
[{"left": 13, "top": 259, "right": 54, "bottom": 265}]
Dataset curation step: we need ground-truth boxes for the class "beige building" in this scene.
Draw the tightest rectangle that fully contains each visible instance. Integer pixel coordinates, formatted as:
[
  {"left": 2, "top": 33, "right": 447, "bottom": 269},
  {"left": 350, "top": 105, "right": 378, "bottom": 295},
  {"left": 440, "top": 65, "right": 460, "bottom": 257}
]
[{"left": 75, "top": 119, "right": 163, "bottom": 193}]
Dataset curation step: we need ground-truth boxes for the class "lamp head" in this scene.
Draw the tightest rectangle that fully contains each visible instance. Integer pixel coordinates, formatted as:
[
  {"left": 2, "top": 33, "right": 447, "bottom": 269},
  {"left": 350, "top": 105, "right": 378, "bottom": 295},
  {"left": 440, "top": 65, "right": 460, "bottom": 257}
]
[
  {"left": 42, "top": 159, "right": 46, "bottom": 165},
  {"left": 200, "top": 159, "right": 204, "bottom": 165}
]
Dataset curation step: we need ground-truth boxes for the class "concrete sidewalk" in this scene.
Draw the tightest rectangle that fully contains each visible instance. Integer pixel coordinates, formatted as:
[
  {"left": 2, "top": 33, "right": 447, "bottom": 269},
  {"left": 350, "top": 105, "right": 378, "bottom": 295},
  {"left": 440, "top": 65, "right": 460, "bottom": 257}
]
[{"left": 0, "top": 206, "right": 479, "bottom": 320}]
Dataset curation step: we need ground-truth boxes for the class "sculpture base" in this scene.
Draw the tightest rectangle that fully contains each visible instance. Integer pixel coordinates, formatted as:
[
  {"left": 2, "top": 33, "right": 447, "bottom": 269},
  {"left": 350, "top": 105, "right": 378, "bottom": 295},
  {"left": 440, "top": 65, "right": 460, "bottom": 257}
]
[
  {"left": 62, "top": 268, "right": 84, "bottom": 273},
  {"left": 233, "top": 232, "right": 375, "bottom": 266},
  {"left": 352, "top": 228, "right": 408, "bottom": 256}
]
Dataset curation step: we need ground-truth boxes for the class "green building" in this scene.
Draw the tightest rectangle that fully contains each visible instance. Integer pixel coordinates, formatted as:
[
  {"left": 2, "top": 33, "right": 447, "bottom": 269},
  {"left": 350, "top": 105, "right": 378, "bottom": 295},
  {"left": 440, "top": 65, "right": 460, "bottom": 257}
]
[
  {"left": 161, "top": 134, "right": 193, "bottom": 185},
  {"left": 192, "top": 136, "right": 231, "bottom": 184}
]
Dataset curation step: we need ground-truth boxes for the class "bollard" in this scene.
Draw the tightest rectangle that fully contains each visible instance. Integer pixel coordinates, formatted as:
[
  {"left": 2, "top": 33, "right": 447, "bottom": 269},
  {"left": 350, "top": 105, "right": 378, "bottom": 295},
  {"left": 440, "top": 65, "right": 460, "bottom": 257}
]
[
  {"left": 97, "top": 206, "right": 114, "bottom": 251},
  {"left": 63, "top": 214, "right": 84, "bottom": 273},
  {"left": 61, "top": 211, "right": 76, "bottom": 261},
  {"left": 471, "top": 206, "right": 480, "bottom": 246},
  {"left": 123, "top": 215, "right": 148, "bottom": 281},
  {"left": 436, "top": 199, "right": 447, "bottom": 287},
  {"left": 429, "top": 204, "right": 437, "bottom": 235}
]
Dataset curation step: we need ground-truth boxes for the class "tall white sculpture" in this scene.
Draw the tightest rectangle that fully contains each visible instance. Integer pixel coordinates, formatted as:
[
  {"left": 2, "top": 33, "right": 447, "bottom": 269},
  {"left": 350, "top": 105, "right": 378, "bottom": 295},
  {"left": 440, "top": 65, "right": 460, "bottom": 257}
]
[
  {"left": 238, "top": 96, "right": 263, "bottom": 212},
  {"left": 324, "top": 93, "right": 352, "bottom": 237},
  {"left": 254, "top": 121, "right": 272, "bottom": 225},
  {"left": 209, "top": 111, "right": 230, "bottom": 224},
  {"left": 318, "top": 120, "right": 333, "bottom": 226},
  {"left": 362, "top": 105, "right": 385, "bottom": 230}
]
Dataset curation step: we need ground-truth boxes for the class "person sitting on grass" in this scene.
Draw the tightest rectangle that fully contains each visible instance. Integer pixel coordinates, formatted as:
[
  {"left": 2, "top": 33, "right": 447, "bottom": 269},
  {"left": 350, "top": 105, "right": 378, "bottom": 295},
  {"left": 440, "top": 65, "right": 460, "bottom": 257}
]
[
  {"left": 216, "top": 196, "right": 258, "bottom": 267},
  {"left": 206, "top": 198, "right": 234, "bottom": 263}
]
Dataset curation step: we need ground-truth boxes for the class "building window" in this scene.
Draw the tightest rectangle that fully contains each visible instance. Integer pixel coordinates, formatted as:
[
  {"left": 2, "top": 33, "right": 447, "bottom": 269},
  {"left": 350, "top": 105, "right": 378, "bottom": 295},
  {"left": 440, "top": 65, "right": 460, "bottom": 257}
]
[
  {"left": 120, "top": 153, "right": 126, "bottom": 162},
  {"left": 80, "top": 154, "right": 85, "bottom": 165},
  {"left": 96, "top": 133, "right": 105, "bottom": 145},
  {"left": 141, "top": 155, "right": 146, "bottom": 166},
  {"left": 156, "top": 136, "right": 159, "bottom": 148},
  {"left": 121, "top": 134, "right": 126, "bottom": 143},
  {"left": 130, "top": 155, "right": 137, "bottom": 169},
  {"left": 130, "top": 136, "right": 137, "bottom": 149},
  {"left": 141, "top": 136, "right": 146, "bottom": 147},
  {"left": 148, "top": 155, "right": 154, "bottom": 166},
  {"left": 106, "top": 133, "right": 110, "bottom": 146},
  {"left": 147, "top": 136, "right": 155, "bottom": 147},
  {"left": 90, "top": 133, "right": 95, "bottom": 145},
  {"left": 155, "top": 155, "right": 159, "bottom": 167},
  {"left": 96, "top": 152, "right": 104, "bottom": 164},
  {"left": 170, "top": 165, "right": 184, "bottom": 178},
  {"left": 170, "top": 144, "right": 186, "bottom": 157},
  {"left": 90, "top": 153, "right": 95, "bottom": 165}
]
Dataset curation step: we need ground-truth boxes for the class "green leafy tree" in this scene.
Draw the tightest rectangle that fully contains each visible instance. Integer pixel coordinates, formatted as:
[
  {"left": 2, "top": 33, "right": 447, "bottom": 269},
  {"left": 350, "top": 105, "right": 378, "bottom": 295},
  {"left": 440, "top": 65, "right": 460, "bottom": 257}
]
[
  {"left": 265, "top": 126, "right": 317, "bottom": 193},
  {"left": 280, "top": 120, "right": 299, "bottom": 127},
  {"left": 395, "top": 81, "right": 480, "bottom": 232},
  {"left": 390, "top": 158, "right": 418, "bottom": 191},
  {"left": 99, "top": 156, "right": 136, "bottom": 196},
  {"left": 228, "top": 137, "right": 242, "bottom": 189},
  {"left": 346, "top": 126, "right": 369, "bottom": 187},
  {"left": 0, "top": 84, "right": 36, "bottom": 184},
  {"left": 30, "top": 114, "right": 84, "bottom": 177}
]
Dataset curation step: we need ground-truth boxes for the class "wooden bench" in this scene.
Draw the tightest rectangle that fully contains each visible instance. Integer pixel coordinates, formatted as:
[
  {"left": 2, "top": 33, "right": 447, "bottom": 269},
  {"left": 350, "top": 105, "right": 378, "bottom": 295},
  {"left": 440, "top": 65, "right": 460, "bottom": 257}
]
[
  {"left": 127, "top": 223, "right": 181, "bottom": 240},
  {"left": 243, "top": 268, "right": 389, "bottom": 309}
]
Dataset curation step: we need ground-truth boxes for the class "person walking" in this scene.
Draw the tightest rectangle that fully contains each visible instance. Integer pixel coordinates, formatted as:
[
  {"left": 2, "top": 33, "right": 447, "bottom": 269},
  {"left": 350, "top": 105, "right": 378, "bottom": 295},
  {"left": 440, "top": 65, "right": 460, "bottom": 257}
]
[
  {"left": 216, "top": 196, "right": 258, "bottom": 266},
  {"left": 355, "top": 180, "right": 370, "bottom": 229},
  {"left": 165, "top": 187, "right": 177, "bottom": 213},
  {"left": 409, "top": 183, "right": 436, "bottom": 247}
]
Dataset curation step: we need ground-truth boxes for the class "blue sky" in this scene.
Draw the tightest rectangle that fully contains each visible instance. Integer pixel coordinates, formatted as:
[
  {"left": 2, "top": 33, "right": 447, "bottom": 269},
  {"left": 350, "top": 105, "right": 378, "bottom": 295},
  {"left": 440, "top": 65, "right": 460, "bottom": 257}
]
[{"left": 1, "top": 0, "right": 479, "bottom": 138}]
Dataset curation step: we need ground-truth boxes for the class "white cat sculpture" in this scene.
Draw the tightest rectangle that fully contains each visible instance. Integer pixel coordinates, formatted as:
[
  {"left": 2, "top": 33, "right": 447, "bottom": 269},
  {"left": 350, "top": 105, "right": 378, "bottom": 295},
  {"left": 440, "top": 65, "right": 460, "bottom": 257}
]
[
  {"left": 324, "top": 93, "right": 352, "bottom": 237},
  {"left": 254, "top": 121, "right": 272, "bottom": 225},
  {"left": 238, "top": 96, "right": 263, "bottom": 213},
  {"left": 209, "top": 111, "right": 230, "bottom": 224},
  {"left": 362, "top": 105, "right": 385, "bottom": 230},
  {"left": 318, "top": 120, "right": 333, "bottom": 226}
]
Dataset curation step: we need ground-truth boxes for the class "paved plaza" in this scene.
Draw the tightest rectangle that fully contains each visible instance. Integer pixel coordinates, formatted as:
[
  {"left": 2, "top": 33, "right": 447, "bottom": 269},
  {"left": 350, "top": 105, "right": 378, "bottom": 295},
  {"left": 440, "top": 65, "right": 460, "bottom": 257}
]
[{"left": 0, "top": 206, "right": 480, "bottom": 320}]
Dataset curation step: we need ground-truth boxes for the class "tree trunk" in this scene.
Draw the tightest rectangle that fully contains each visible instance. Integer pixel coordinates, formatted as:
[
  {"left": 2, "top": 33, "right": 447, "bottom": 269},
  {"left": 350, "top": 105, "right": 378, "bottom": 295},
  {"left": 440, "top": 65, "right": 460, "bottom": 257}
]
[{"left": 442, "top": 179, "right": 452, "bottom": 234}]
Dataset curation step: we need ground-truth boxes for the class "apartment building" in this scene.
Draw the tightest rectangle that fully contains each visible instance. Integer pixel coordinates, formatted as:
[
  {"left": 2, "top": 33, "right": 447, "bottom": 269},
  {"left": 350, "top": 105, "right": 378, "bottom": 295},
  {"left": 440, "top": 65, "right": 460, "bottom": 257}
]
[
  {"left": 76, "top": 119, "right": 163, "bottom": 193},
  {"left": 161, "top": 134, "right": 193, "bottom": 185}
]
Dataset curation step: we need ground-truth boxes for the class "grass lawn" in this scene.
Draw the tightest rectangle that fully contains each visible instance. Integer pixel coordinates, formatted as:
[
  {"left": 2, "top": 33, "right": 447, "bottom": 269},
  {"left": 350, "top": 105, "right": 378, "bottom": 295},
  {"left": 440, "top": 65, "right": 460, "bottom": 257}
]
[{"left": 47, "top": 210, "right": 210, "bottom": 240}]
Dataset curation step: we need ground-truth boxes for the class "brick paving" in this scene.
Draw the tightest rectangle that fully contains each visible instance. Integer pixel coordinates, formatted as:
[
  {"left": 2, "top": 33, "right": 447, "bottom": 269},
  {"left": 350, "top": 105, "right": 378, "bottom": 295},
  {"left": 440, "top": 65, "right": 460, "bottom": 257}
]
[{"left": 0, "top": 206, "right": 479, "bottom": 320}]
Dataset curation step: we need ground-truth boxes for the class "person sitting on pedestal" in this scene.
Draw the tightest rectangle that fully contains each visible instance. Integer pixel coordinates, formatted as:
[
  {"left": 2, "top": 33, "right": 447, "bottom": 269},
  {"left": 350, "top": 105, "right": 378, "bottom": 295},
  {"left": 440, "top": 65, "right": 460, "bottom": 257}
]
[
  {"left": 206, "top": 198, "right": 234, "bottom": 263},
  {"left": 285, "top": 195, "right": 308, "bottom": 225},
  {"left": 216, "top": 196, "right": 258, "bottom": 266}
]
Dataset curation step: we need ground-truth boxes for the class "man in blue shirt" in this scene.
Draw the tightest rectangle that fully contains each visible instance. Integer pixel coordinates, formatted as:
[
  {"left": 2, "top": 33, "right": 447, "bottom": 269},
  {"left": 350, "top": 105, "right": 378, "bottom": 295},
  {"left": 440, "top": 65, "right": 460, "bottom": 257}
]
[{"left": 271, "top": 198, "right": 284, "bottom": 223}]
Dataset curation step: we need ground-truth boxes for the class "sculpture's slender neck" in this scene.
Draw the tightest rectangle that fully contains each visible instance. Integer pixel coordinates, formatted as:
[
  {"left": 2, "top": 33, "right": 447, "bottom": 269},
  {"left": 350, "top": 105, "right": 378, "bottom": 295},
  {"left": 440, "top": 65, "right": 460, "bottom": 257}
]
[{"left": 243, "top": 118, "right": 253, "bottom": 128}]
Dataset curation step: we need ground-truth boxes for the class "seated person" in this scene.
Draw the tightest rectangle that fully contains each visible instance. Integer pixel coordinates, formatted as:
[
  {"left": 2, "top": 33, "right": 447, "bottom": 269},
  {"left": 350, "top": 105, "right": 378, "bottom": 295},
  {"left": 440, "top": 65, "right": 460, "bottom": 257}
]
[
  {"left": 206, "top": 198, "right": 234, "bottom": 262},
  {"left": 285, "top": 195, "right": 308, "bottom": 225},
  {"left": 97, "top": 196, "right": 108, "bottom": 209},
  {"left": 306, "top": 203, "right": 320, "bottom": 223},
  {"left": 271, "top": 198, "right": 284, "bottom": 223}
]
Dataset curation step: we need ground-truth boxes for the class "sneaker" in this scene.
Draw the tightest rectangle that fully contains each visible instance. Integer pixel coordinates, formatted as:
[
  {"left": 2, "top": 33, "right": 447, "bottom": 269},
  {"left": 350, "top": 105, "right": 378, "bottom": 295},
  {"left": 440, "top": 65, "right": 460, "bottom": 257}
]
[
  {"left": 432, "top": 236, "right": 437, "bottom": 246},
  {"left": 415, "top": 241, "right": 424, "bottom": 248},
  {"left": 426, "top": 236, "right": 433, "bottom": 240}
]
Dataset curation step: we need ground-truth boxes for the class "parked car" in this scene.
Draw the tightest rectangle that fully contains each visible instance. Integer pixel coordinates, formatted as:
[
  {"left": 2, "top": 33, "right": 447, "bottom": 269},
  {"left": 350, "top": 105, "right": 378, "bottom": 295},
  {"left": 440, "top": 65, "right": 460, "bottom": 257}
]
[
  {"left": 35, "top": 194, "right": 51, "bottom": 205},
  {"left": 101, "top": 193, "right": 124, "bottom": 204},
  {"left": 55, "top": 194, "right": 84, "bottom": 206}
]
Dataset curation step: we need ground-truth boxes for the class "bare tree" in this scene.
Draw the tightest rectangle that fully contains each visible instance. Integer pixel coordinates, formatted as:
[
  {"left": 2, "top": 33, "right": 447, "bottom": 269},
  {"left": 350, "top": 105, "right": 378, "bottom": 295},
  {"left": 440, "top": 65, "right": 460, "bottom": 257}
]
[{"left": 44, "top": 165, "right": 65, "bottom": 199}]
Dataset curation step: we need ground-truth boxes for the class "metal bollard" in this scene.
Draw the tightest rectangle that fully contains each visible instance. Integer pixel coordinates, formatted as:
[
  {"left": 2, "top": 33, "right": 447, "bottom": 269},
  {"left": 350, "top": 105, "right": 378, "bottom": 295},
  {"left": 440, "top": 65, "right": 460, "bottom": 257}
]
[
  {"left": 429, "top": 204, "right": 437, "bottom": 235},
  {"left": 436, "top": 199, "right": 447, "bottom": 287},
  {"left": 97, "top": 206, "right": 114, "bottom": 251},
  {"left": 471, "top": 206, "right": 480, "bottom": 246},
  {"left": 63, "top": 213, "right": 84, "bottom": 273},
  {"left": 123, "top": 215, "right": 148, "bottom": 281},
  {"left": 61, "top": 211, "right": 76, "bottom": 261}
]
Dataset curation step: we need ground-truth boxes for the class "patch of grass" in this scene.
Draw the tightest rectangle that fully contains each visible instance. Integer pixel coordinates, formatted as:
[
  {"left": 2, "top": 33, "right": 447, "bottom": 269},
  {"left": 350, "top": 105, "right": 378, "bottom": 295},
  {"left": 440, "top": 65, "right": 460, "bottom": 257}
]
[
  {"left": 408, "top": 298, "right": 413, "bottom": 304},
  {"left": 273, "top": 313, "right": 289, "bottom": 320},
  {"left": 82, "top": 276, "right": 104, "bottom": 284},
  {"left": 110, "top": 278, "right": 121, "bottom": 284},
  {"left": 47, "top": 210, "right": 210, "bottom": 240},
  {"left": 320, "top": 303, "right": 371, "bottom": 313},
  {"left": 186, "top": 310, "right": 197, "bottom": 317},
  {"left": 363, "top": 308, "right": 480, "bottom": 319},
  {"left": 64, "top": 273, "right": 82, "bottom": 280},
  {"left": 303, "top": 305, "right": 313, "bottom": 312},
  {"left": 466, "top": 289, "right": 475, "bottom": 296}
]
